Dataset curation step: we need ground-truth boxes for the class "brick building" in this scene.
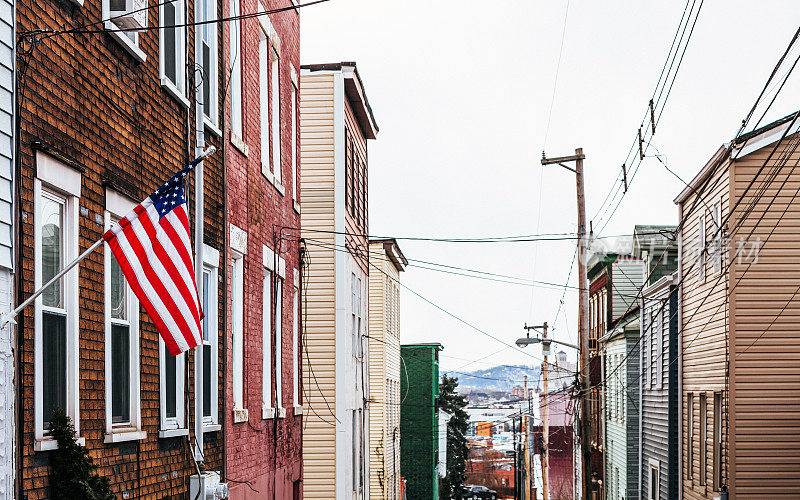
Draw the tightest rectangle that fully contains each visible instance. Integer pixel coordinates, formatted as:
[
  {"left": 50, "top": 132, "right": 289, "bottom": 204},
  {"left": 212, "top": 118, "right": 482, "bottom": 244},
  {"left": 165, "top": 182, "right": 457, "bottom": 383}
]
[
  {"left": 222, "top": 0, "right": 303, "bottom": 498},
  {"left": 16, "top": 1, "right": 225, "bottom": 498}
]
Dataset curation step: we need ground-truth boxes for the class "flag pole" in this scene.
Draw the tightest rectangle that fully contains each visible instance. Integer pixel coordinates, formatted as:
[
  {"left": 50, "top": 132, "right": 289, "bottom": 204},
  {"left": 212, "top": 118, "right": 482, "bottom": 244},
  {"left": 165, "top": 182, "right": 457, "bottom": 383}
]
[{"left": 0, "top": 145, "right": 217, "bottom": 330}]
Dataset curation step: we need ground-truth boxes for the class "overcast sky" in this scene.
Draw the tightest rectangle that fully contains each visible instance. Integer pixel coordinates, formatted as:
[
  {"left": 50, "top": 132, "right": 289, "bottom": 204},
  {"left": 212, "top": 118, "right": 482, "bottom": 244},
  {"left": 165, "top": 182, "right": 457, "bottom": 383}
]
[{"left": 300, "top": 1, "right": 799, "bottom": 373}]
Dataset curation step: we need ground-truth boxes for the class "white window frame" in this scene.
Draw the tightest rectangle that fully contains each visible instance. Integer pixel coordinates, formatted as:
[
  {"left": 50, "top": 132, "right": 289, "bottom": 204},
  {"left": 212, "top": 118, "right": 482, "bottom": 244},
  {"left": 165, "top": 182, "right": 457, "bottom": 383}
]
[
  {"left": 104, "top": 194, "right": 145, "bottom": 443},
  {"left": 159, "top": 0, "right": 189, "bottom": 107},
  {"left": 698, "top": 214, "right": 706, "bottom": 282},
  {"left": 257, "top": 7, "right": 283, "bottom": 193},
  {"left": 290, "top": 64, "right": 299, "bottom": 209},
  {"left": 649, "top": 459, "right": 660, "bottom": 500},
  {"left": 262, "top": 258, "right": 274, "bottom": 418},
  {"left": 292, "top": 268, "right": 301, "bottom": 411},
  {"left": 33, "top": 153, "right": 82, "bottom": 451},
  {"left": 270, "top": 44, "right": 281, "bottom": 183},
  {"left": 231, "top": 250, "right": 246, "bottom": 420},
  {"left": 102, "top": 0, "right": 147, "bottom": 62},
  {"left": 199, "top": 0, "right": 220, "bottom": 133},
  {"left": 229, "top": 0, "right": 243, "bottom": 142},
  {"left": 655, "top": 306, "right": 663, "bottom": 390},
  {"left": 275, "top": 273, "right": 284, "bottom": 415},
  {"left": 202, "top": 246, "right": 221, "bottom": 430},
  {"left": 711, "top": 202, "right": 722, "bottom": 274},
  {"left": 158, "top": 337, "right": 186, "bottom": 436}
]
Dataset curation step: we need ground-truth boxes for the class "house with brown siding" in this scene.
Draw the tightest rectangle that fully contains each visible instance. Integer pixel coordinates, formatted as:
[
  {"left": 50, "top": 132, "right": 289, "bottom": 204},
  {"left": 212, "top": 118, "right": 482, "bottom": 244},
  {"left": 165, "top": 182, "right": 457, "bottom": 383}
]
[
  {"left": 16, "top": 0, "right": 226, "bottom": 497},
  {"left": 675, "top": 112, "right": 800, "bottom": 499}
]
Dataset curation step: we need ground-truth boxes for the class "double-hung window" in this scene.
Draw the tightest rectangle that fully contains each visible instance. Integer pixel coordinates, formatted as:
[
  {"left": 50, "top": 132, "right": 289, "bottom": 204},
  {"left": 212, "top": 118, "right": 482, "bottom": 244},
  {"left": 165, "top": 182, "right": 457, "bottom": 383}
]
[
  {"left": 713, "top": 392, "right": 722, "bottom": 490},
  {"left": 351, "top": 274, "right": 363, "bottom": 358},
  {"left": 202, "top": 246, "right": 220, "bottom": 429},
  {"left": 104, "top": 191, "right": 144, "bottom": 442},
  {"left": 711, "top": 202, "right": 722, "bottom": 274},
  {"left": 270, "top": 45, "right": 281, "bottom": 182},
  {"left": 258, "top": 12, "right": 281, "bottom": 187},
  {"left": 290, "top": 64, "right": 299, "bottom": 206},
  {"left": 34, "top": 153, "right": 81, "bottom": 451},
  {"left": 698, "top": 215, "right": 706, "bottom": 282},
  {"left": 688, "top": 393, "right": 695, "bottom": 481},
  {"left": 159, "top": 0, "right": 188, "bottom": 104},
  {"left": 700, "top": 393, "right": 707, "bottom": 486},
  {"left": 229, "top": 0, "right": 243, "bottom": 141},
  {"left": 159, "top": 333, "right": 186, "bottom": 435},
  {"left": 275, "top": 274, "right": 284, "bottom": 413},
  {"left": 292, "top": 269, "right": 300, "bottom": 410},
  {"left": 199, "top": 0, "right": 219, "bottom": 130},
  {"left": 231, "top": 251, "right": 245, "bottom": 420},
  {"left": 103, "top": 0, "right": 146, "bottom": 61},
  {"left": 262, "top": 260, "right": 273, "bottom": 418},
  {"left": 262, "top": 245, "right": 285, "bottom": 418}
]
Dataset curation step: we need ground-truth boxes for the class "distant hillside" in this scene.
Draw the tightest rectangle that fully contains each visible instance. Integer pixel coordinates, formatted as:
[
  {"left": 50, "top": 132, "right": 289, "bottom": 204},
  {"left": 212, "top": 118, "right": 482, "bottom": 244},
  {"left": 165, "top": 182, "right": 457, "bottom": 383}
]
[{"left": 447, "top": 365, "right": 541, "bottom": 393}]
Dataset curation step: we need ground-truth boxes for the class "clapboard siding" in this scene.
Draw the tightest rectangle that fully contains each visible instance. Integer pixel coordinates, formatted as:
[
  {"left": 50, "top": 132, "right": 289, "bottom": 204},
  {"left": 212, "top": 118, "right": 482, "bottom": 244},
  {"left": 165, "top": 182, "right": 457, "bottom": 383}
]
[
  {"left": 679, "top": 150, "right": 729, "bottom": 500},
  {"left": 641, "top": 279, "right": 679, "bottom": 500},
  {"left": 299, "top": 73, "right": 338, "bottom": 495},
  {"left": 729, "top": 131, "right": 800, "bottom": 497},
  {"left": 0, "top": 0, "right": 11, "bottom": 270},
  {"left": 611, "top": 258, "right": 644, "bottom": 322},
  {"left": 604, "top": 329, "right": 640, "bottom": 500},
  {"left": 368, "top": 243, "right": 402, "bottom": 499}
]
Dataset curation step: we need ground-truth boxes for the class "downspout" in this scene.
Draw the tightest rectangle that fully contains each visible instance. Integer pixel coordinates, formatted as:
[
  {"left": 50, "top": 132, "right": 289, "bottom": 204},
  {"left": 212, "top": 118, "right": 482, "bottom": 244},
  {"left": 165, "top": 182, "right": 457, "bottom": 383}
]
[
  {"left": 220, "top": 73, "right": 229, "bottom": 485},
  {"left": 677, "top": 204, "right": 684, "bottom": 500},
  {"left": 639, "top": 292, "right": 644, "bottom": 500}
]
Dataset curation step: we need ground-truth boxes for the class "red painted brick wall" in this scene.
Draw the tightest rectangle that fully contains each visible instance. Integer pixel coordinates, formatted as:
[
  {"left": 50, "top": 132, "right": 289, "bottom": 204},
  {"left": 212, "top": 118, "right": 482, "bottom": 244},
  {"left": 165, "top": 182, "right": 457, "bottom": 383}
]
[
  {"left": 17, "top": 1, "right": 225, "bottom": 498},
  {"left": 222, "top": 0, "right": 303, "bottom": 498}
]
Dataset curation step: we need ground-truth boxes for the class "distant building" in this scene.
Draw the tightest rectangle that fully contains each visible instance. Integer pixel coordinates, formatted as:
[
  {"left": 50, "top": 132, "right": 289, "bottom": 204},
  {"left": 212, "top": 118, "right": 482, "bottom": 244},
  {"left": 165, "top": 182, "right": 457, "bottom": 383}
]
[
  {"left": 633, "top": 226, "right": 679, "bottom": 500},
  {"left": 438, "top": 410, "right": 453, "bottom": 478},
  {"left": 601, "top": 308, "right": 641, "bottom": 500},
  {"left": 538, "top": 390, "right": 574, "bottom": 500},
  {"left": 510, "top": 385, "right": 525, "bottom": 398},
  {"left": 587, "top": 249, "right": 644, "bottom": 493},
  {"left": 367, "top": 238, "right": 407, "bottom": 500},
  {"left": 475, "top": 421, "right": 494, "bottom": 437},
  {"left": 400, "top": 343, "right": 444, "bottom": 499}
]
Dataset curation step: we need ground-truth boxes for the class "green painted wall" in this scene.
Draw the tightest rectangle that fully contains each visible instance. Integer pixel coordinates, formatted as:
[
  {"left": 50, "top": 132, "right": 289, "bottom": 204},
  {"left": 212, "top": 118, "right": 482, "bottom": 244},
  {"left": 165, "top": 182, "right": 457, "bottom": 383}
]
[{"left": 400, "top": 344, "right": 442, "bottom": 499}]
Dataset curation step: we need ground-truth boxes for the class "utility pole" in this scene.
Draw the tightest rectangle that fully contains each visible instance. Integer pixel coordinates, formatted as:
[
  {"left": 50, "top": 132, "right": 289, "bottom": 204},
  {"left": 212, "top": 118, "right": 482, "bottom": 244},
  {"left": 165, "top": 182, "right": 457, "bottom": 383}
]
[
  {"left": 513, "top": 416, "right": 519, "bottom": 500},
  {"left": 524, "top": 376, "right": 531, "bottom": 500},
  {"left": 542, "top": 324, "right": 550, "bottom": 500},
  {"left": 541, "top": 149, "right": 591, "bottom": 500}
]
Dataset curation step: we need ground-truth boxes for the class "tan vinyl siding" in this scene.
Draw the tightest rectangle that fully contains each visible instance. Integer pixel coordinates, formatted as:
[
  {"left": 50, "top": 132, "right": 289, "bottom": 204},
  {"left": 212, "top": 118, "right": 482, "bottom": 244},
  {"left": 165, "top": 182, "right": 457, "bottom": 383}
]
[
  {"left": 344, "top": 98, "right": 369, "bottom": 275},
  {"left": 729, "top": 133, "right": 800, "bottom": 497},
  {"left": 680, "top": 157, "right": 730, "bottom": 500},
  {"left": 300, "top": 73, "right": 338, "bottom": 496},
  {"left": 368, "top": 244, "right": 402, "bottom": 499}
]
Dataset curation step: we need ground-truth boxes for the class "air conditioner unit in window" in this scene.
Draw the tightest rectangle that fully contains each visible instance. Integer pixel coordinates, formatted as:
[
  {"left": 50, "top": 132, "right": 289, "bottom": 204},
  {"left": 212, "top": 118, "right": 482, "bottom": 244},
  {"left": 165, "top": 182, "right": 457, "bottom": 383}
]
[{"left": 109, "top": 0, "right": 148, "bottom": 30}]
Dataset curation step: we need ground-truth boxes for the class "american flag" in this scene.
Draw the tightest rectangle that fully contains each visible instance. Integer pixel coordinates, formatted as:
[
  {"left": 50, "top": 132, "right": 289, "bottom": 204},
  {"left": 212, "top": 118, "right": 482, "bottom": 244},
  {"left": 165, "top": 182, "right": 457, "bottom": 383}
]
[{"left": 103, "top": 159, "right": 203, "bottom": 355}]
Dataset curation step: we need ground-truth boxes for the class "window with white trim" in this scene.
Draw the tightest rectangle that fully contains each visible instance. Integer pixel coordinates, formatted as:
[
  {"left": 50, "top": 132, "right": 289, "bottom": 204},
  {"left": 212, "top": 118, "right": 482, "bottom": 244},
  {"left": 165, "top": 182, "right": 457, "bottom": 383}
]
[
  {"left": 159, "top": 0, "right": 187, "bottom": 101},
  {"left": 103, "top": 0, "right": 146, "bottom": 61},
  {"left": 292, "top": 270, "right": 300, "bottom": 408},
  {"left": 229, "top": 0, "right": 243, "bottom": 139},
  {"left": 202, "top": 251, "right": 220, "bottom": 427},
  {"left": 275, "top": 275, "right": 284, "bottom": 410},
  {"left": 104, "top": 207, "right": 143, "bottom": 441},
  {"left": 262, "top": 267, "right": 273, "bottom": 415},
  {"left": 231, "top": 252, "right": 244, "bottom": 411},
  {"left": 259, "top": 30, "right": 270, "bottom": 176},
  {"left": 270, "top": 44, "right": 281, "bottom": 182},
  {"left": 698, "top": 214, "right": 706, "bottom": 282},
  {"left": 351, "top": 274, "right": 363, "bottom": 358},
  {"left": 257, "top": 12, "right": 281, "bottom": 185},
  {"left": 159, "top": 337, "right": 185, "bottom": 434},
  {"left": 34, "top": 163, "right": 81, "bottom": 450},
  {"left": 650, "top": 463, "right": 659, "bottom": 500},
  {"left": 199, "top": 0, "right": 219, "bottom": 127},
  {"left": 290, "top": 75, "right": 298, "bottom": 204},
  {"left": 711, "top": 202, "right": 722, "bottom": 274}
]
